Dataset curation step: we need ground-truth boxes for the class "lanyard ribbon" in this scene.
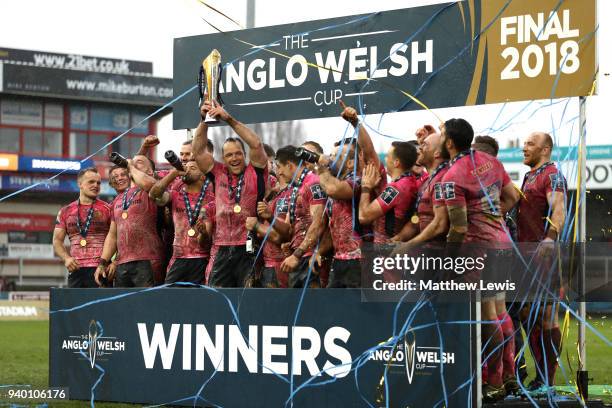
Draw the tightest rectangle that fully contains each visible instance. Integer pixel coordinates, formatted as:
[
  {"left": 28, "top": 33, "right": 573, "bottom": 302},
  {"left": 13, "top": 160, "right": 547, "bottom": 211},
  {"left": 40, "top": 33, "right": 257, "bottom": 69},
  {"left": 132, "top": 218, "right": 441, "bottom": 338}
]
[
  {"left": 182, "top": 179, "right": 210, "bottom": 227},
  {"left": 76, "top": 200, "right": 95, "bottom": 238},
  {"left": 521, "top": 162, "right": 554, "bottom": 190},
  {"left": 413, "top": 161, "right": 448, "bottom": 213},
  {"left": 448, "top": 149, "right": 472, "bottom": 167},
  {"left": 289, "top": 169, "right": 310, "bottom": 224},
  {"left": 122, "top": 187, "right": 141, "bottom": 211},
  {"left": 227, "top": 170, "right": 245, "bottom": 204}
]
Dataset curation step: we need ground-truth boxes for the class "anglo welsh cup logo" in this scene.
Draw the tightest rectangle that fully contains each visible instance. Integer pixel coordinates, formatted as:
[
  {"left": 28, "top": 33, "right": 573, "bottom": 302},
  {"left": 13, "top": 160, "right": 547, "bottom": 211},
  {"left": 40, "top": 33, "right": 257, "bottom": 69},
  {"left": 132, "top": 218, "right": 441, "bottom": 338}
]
[
  {"left": 88, "top": 320, "right": 99, "bottom": 368},
  {"left": 61, "top": 320, "right": 126, "bottom": 367},
  {"left": 404, "top": 329, "right": 416, "bottom": 384}
]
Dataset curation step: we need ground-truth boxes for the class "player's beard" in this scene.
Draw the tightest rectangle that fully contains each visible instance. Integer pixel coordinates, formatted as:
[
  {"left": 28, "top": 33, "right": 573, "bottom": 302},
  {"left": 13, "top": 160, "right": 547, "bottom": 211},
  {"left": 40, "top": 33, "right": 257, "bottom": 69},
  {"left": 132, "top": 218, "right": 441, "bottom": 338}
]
[
  {"left": 182, "top": 173, "right": 196, "bottom": 184},
  {"left": 440, "top": 142, "right": 451, "bottom": 160}
]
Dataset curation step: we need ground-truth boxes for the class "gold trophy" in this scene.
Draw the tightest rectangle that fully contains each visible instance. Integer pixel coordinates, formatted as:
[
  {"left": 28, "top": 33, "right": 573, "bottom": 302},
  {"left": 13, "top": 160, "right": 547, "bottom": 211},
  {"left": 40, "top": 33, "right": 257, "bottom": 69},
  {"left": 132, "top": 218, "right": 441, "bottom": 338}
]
[{"left": 199, "top": 49, "right": 223, "bottom": 124}]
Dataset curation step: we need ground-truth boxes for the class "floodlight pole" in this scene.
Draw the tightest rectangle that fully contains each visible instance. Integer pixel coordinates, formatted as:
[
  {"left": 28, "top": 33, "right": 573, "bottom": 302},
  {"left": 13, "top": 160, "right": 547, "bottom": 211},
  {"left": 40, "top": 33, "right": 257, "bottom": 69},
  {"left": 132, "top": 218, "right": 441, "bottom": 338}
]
[
  {"left": 246, "top": 0, "right": 255, "bottom": 29},
  {"left": 577, "top": 95, "right": 588, "bottom": 401}
]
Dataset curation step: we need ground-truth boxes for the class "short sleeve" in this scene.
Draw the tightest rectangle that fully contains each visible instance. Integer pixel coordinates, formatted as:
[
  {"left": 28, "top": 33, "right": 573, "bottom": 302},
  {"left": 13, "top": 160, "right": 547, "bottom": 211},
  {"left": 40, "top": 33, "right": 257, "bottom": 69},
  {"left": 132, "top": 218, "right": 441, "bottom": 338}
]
[
  {"left": 442, "top": 173, "right": 467, "bottom": 208},
  {"left": 308, "top": 182, "right": 327, "bottom": 206},
  {"left": 545, "top": 170, "right": 567, "bottom": 194},
  {"left": 431, "top": 182, "right": 446, "bottom": 207},
  {"left": 55, "top": 208, "right": 66, "bottom": 230},
  {"left": 210, "top": 161, "right": 225, "bottom": 178},
  {"left": 376, "top": 184, "right": 401, "bottom": 214},
  {"left": 101, "top": 202, "right": 112, "bottom": 226},
  {"left": 501, "top": 168, "right": 512, "bottom": 187}
]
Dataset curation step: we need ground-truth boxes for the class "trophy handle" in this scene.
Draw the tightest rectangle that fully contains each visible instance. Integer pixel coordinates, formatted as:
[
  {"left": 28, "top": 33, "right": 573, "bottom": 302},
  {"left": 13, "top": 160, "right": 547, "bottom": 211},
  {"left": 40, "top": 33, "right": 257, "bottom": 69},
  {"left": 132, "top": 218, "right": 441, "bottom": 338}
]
[{"left": 216, "top": 63, "right": 224, "bottom": 106}]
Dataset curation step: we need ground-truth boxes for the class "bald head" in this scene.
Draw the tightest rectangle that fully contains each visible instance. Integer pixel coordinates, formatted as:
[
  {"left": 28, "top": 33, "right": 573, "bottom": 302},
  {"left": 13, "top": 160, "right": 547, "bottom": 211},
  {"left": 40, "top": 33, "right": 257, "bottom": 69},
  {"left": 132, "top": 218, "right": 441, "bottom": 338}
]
[
  {"left": 523, "top": 131, "right": 553, "bottom": 168},
  {"left": 418, "top": 132, "right": 444, "bottom": 168},
  {"left": 534, "top": 132, "right": 553, "bottom": 149}
]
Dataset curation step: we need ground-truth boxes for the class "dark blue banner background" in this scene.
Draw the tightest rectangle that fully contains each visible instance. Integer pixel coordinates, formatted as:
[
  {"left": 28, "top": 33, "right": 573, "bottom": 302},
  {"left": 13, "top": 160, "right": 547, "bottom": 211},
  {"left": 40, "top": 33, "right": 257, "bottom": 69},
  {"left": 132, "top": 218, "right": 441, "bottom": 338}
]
[{"left": 50, "top": 288, "right": 476, "bottom": 407}]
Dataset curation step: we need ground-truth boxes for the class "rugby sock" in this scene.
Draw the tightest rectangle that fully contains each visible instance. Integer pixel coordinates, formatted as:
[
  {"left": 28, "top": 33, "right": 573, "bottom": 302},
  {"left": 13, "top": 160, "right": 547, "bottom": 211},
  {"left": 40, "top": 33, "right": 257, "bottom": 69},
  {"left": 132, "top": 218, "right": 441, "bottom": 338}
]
[
  {"left": 482, "top": 361, "right": 488, "bottom": 384},
  {"left": 543, "top": 327, "right": 561, "bottom": 385},
  {"left": 528, "top": 324, "right": 544, "bottom": 382},
  {"left": 484, "top": 320, "right": 504, "bottom": 387},
  {"left": 498, "top": 312, "right": 516, "bottom": 380}
]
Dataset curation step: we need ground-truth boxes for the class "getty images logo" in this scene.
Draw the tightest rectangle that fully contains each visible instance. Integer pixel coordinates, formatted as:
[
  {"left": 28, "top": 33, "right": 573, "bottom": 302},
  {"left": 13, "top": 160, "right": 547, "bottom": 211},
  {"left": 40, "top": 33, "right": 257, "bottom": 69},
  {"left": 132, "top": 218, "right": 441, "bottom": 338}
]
[
  {"left": 369, "top": 327, "right": 455, "bottom": 384},
  {"left": 61, "top": 320, "right": 126, "bottom": 368}
]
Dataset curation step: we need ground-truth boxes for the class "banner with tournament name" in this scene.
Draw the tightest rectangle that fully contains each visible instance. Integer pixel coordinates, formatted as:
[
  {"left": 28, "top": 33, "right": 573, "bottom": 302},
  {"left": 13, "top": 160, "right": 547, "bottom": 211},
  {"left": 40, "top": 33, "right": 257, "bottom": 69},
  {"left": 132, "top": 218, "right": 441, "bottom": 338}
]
[
  {"left": 49, "top": 289, "right": 476, "bottom": 407},
  {"left": 173, "top": 0, "right": 596, "bottom": 128}
]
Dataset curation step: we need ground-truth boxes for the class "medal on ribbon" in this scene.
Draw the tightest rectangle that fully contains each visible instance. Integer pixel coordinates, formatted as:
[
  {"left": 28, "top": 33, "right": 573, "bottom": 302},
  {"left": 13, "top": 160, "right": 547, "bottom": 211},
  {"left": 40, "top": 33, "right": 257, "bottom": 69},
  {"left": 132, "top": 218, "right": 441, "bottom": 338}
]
[
  {"left": 121, "top": 187, "right": 141, "bottom": 219},
  {"left": 228, "top": 170, "right": 245, "bottom": 214},
  {"left": 76, "top": 200, "right": 95, "bottom": 247},
  {"left": 182, "top": 179, "right": 209, "bottom": 238}
]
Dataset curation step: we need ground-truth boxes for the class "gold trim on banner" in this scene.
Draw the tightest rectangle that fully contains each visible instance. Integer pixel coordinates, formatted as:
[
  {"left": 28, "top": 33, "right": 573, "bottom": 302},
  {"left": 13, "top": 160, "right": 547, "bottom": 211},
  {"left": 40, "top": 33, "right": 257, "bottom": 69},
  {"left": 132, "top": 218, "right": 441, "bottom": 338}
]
[
  {"left": 458, "top": 2, "right": 467, "bottom": 34},
  {"left": 465, "top": 37, "right": 487, "bottom": 105},
  {"left": 469, "top": 0, "right": 476, "bottom": 53}
]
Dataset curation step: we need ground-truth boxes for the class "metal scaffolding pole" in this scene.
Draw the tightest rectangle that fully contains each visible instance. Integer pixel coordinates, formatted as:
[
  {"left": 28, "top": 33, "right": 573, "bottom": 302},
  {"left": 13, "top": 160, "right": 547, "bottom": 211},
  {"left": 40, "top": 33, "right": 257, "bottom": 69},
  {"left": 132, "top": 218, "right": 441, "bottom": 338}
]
[{"left": 577, "top": 95, "right": 588, "bottom": 401}]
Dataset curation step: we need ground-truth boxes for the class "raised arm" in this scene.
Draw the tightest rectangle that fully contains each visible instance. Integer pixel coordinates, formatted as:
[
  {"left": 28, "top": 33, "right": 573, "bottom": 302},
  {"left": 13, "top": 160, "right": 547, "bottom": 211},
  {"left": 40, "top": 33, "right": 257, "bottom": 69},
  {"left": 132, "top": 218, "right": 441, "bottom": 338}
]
[
  {"left": 149, "top": 169, "right": 183, "bottom": 206},
  {"left": 340, "top": 100, "right": 379, "bottom": 167},
  {"left": 136, "top": 135, "right": 160, "bottom": 158},
  {"left": 128, "top": 161, "right": 158, "bottom": 192},
  {"left": 208, "top": 102, "right": 267, "bottom": 168},
  {"left": 316, "top": 158, "right": 354, "bottom": 200},
  {"left": 192, "top": 103, "right": 215, "bottom": 174},
  {"left": 358, "top": 164, "right": 384, "bottom": 225}
]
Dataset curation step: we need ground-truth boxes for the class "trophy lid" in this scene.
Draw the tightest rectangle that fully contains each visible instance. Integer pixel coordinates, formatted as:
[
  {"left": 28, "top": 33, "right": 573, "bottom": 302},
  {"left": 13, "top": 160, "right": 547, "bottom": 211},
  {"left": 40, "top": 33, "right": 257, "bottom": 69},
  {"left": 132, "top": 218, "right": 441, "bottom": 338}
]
[{"left": 203, "top": 49, "right": 221, "bottom": 67}]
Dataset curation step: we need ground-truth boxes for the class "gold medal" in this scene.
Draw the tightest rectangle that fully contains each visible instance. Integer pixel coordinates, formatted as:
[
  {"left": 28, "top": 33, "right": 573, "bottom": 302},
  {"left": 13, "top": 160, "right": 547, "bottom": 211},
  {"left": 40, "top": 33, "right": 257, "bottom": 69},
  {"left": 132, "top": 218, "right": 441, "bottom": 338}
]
[
  {"left": 188, "top": 228, "right": 196, "bottom": 237},
  {"left": 80, "top": 239, "right": 87, "bottom": 247},
  {"left": 121, "top": 212, "right": 128, "bottom": 219},
  {"left": 233, "top": 204, "right": 242, "bottom": 214},
  {"left": 411, "top": 215, "right": 419, "bottom": 224}
]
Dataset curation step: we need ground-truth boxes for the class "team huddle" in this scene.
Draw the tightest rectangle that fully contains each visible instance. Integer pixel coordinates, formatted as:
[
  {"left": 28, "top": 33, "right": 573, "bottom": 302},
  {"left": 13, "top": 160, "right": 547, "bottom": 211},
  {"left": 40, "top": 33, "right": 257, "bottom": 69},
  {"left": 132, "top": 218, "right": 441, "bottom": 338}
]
[{"left": 52, "top": 100, "right": 566, "bottom": 402}]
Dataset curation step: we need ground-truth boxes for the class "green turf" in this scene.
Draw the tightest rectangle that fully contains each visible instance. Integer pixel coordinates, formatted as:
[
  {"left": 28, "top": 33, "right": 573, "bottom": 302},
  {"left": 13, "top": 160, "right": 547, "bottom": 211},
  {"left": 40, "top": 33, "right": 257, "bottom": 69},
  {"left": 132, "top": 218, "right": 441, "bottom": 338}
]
[
  {"left": 0, "top": 316, "right": 610, "bottom": 406},
  {"left": 520, "top": 314, "right": 612, "bottom": 388},
  {"left": 0, "top": 320, "right": 135, "bottom": 407}
]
